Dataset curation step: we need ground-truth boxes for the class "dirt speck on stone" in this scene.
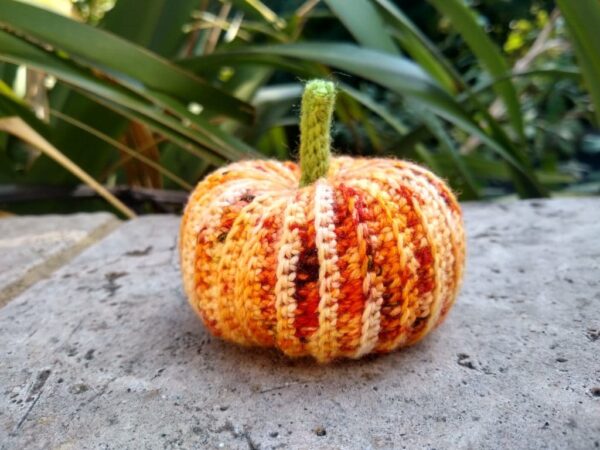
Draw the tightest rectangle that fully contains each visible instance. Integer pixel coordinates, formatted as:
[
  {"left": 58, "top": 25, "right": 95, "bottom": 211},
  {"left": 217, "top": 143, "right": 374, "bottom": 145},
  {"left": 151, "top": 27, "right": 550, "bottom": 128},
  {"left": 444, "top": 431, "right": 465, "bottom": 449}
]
[
  {"left": 103, "top": 271, "right": 127, "bottom": 297},
  {"left": 587, "top": 328, "right": 599, "bottom": 342},
  {"left": 69, "top": 383, "right": 89, "bottom": 395},
  {"left": 457, "top": 353, "right": 476, "bottom": 370},
  {"left": 125, "top": 246, "right": 153, "bottom": 257}
]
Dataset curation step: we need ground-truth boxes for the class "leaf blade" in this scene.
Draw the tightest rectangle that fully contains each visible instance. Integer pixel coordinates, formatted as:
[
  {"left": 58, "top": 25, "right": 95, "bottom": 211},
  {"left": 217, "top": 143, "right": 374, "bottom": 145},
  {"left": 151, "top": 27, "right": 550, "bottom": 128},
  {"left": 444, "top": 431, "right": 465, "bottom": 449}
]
[
  {"left": 373, "top": 0, "right": 460, "bottom": 93},
  {"left": 0, "top": 0, "right": 254, "bottom": 123},
  {"left": 0, "top": 30, "right": 260, "bottom": 163},
  {"left": 323, "top": 0, "right": 399, "bottom": 54},
  {"left": 0, "top": 93, "right": 136, "bottom": 218},
  {"left": 428, "top": 0, "right": 525, "bottom": 139},
  {"left": 215, "top": 42, "right": 544, "bottom": 195},
  {"left": 556, "top": 0, "right": 600, "bottom": 125}
]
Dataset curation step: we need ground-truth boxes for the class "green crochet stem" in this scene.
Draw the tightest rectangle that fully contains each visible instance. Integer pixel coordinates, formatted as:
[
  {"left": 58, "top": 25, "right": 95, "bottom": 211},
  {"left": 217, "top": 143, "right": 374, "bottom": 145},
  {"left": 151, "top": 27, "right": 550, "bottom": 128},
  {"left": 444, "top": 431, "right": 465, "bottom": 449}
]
[{"left": 299, "top": 79, "right": 337, "bottom": 187}]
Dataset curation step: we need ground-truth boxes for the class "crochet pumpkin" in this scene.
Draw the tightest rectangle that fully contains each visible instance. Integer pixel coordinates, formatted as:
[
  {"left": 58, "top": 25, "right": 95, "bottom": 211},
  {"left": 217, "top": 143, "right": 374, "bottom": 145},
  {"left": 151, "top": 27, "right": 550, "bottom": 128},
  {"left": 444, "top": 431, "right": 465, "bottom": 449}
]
[{"left": 180, "top": 80, "right": 465, "bottom": 362}]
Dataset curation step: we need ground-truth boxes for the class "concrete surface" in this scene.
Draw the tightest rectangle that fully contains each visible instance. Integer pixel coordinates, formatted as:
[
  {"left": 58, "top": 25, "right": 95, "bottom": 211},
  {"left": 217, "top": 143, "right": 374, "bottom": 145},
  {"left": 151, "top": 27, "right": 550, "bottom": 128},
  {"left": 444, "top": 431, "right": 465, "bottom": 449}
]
[
  {"left": 0, "top": 198, "right": 599, "bottom": 450},
  {"left": 0, "top": 213, "right": 120, "bottom": 308}
]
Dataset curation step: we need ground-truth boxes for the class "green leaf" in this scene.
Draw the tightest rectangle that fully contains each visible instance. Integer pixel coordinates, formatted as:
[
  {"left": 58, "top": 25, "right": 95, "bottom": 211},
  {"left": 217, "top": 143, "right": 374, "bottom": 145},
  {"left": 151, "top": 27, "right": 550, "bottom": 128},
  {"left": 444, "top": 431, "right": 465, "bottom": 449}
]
[
  {"left": 49, "top": 108, "right": 193, "bottom": 191},
  {"left": 0, "top": 62, "right": 18, "bottom": 86},
  {"left": 86, "top": 92, "right": 228, "bottom": 167},
  {"left": 43, "top": 88, "right": 127, "bottom": 184},
  {"left": 373, "top": 0, "right": 460, "bottom": 93},
  {"left": 180, "top": 52, "right": 318, "bottom": 79},
  {"left": 556, "top": 0, "right": 600, "bottom": 125},
  {"left": 338, "top": 84, "right": 409, "bottom": 136},
  {"left": 100, "top": 0, "right": 198, "bottom": 57},
  {"left": 0, "top": 30, "right": 259, "bottom": 164},
  {"left": 209, "top": 42, "right": 544, "bottom": 196},
  {"left": 0, "top": 0, "right": 254, "bottom": 123},
  {"left": 341, "top": 83, "right": 478, "bottom": 198},
  {"left": 406, "top": 101, "right": 480, "bottom": 199},
  {"left": 44, "top": 0, "right": 200, "bottom": 184},
  {"left": 428, "top": 0, "right": 525, "bottom": 140},
  {"left": 339, "top": 84, "right": 439, "bottom": 170},
  {"left": 0, "top": 90, "right": 136, "bottom": 218},
  {"left": 232, "top": 43, "right": 465, "bottom": 115},
  {"left": 465, "top": 68, "right": 581, "bottom": 101},
  {"left": 228, "top": 0, "right": 286, "bottom": 29},
  {"left": 246, "top": 83, "right": 301, "bottom": 145},
  {"left": 160, "top": 141, "right": 210, "bottom": 188},
  {"left": 323, "top": 0, "right": 399, "bottom": 54}
]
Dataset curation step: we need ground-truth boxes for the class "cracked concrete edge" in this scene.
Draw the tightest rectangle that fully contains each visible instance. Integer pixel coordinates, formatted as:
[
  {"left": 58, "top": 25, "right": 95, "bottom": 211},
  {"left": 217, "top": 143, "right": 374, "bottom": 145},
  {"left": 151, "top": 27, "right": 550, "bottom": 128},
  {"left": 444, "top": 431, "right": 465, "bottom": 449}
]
[{"left": 0, "top": 217, "right": 122, "bottom": 309}]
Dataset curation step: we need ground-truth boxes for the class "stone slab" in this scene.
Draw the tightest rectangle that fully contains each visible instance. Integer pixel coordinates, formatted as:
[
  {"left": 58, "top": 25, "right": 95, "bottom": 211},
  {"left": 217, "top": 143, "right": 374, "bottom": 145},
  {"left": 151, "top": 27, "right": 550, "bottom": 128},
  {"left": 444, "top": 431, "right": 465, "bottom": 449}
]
[
  {"left": 0, "top": 198, "right": 599, "bottom": 450},
  {"left": 0, "top": 213, "right": 120, "bottom": 308}
]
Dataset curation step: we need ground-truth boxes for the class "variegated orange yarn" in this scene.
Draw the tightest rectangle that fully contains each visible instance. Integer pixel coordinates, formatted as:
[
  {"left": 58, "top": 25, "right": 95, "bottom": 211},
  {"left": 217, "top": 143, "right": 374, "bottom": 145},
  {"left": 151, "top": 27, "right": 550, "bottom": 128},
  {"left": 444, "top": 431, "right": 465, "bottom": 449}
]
[
  {"left": 179, "top": 157, "right": 465, "bottom": 362},
  {"left": 180, "top": 80, "right": 465, "bottom": 362}
]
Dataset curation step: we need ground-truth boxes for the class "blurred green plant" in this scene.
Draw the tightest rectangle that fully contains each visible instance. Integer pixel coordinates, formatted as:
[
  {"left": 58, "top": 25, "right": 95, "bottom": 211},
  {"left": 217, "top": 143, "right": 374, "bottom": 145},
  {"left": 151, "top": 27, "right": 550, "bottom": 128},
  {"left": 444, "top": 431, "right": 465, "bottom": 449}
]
[{"left": 0, "top": 0, "right": 598, "bottom": 216}]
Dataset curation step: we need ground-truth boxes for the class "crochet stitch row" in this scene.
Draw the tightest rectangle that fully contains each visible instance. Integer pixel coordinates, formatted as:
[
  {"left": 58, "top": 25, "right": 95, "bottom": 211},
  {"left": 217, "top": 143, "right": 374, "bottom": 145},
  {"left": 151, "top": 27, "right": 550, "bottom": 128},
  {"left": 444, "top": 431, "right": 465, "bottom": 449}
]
[{"left": 180, "top": 157, "right": 465, "bottom": 362}]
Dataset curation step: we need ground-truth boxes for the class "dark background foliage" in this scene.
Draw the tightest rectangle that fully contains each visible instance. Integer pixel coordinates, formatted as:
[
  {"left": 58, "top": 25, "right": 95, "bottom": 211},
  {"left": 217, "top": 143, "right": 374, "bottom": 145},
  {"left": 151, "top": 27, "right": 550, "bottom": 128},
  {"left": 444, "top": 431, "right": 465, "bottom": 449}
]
[{"left": 0, "top": 0, "right": 598, "bottom": 217}]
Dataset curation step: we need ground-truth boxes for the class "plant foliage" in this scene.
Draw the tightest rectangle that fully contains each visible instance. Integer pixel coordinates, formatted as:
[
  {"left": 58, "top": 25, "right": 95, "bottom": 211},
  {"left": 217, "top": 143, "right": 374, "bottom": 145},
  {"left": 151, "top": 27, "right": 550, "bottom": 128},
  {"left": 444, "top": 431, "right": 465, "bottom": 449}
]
[{"left": 0, "top": 0, "right": 598, "bottom": 215}]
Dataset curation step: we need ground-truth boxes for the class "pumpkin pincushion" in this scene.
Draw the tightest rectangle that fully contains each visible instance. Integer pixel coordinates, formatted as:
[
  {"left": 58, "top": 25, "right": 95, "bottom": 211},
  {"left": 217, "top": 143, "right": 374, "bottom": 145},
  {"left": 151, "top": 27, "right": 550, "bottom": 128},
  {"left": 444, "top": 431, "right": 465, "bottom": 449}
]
[{"left": 180, "top": 80, "right": 465, "bottom": 362}]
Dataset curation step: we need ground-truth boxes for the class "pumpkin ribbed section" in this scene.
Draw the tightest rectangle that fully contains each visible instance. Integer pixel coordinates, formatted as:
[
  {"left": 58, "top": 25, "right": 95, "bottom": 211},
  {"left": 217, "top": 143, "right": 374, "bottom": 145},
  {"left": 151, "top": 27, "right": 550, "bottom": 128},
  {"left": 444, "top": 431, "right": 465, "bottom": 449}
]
[{"left": 180, "top": 157, "right": 465, "bottom": 362}]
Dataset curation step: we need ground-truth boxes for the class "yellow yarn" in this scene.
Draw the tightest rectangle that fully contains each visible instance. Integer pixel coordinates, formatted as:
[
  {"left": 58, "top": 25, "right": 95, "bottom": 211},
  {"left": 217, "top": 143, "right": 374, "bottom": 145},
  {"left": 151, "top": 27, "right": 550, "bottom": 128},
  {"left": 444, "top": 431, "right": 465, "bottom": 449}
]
[{"left": 179, "top": 80, "right": 466, "bottom": 362}]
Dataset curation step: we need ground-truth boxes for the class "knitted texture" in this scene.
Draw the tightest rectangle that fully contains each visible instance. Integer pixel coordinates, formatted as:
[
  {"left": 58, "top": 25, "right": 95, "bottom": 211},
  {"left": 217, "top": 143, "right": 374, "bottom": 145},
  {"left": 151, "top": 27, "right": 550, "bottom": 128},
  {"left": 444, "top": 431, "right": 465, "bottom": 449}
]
[
  {"left": 299, "top": 80, "right": 335, "bottom": 187},
  {"left": 179, "top": 158, "right": 466, "bottom": 362},
  {"left": 179, "top": 79, "right": 465, "bottom": 362}
]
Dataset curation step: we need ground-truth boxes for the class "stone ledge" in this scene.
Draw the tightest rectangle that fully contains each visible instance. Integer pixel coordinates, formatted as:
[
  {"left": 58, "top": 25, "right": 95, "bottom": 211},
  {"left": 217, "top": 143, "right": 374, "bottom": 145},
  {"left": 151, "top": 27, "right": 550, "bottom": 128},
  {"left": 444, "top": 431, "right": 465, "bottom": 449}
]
[
  {"left": 0, "top": 198, "right": 598, "bottom": 449},
  {"left": 0, "top": 213, "right": 121, "bottom": 308}
]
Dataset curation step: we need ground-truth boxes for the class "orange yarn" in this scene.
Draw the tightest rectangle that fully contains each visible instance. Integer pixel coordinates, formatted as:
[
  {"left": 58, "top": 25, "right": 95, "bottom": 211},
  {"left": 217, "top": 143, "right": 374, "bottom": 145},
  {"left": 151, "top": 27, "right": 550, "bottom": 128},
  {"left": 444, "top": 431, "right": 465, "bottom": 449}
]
[
  {"left": 179, "top": 80, "right": 465, "bottom": 362},
  {"left": 179, "top": 157, "right": 465, "bottom": 362}
]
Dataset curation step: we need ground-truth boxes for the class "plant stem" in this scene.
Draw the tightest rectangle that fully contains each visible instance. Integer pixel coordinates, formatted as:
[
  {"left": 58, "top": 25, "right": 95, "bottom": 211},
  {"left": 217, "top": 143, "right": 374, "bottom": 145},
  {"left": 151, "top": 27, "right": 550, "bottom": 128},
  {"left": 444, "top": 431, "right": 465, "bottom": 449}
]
[{"left": 299, "top": 79, "right": 336, "bottom": 187}]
